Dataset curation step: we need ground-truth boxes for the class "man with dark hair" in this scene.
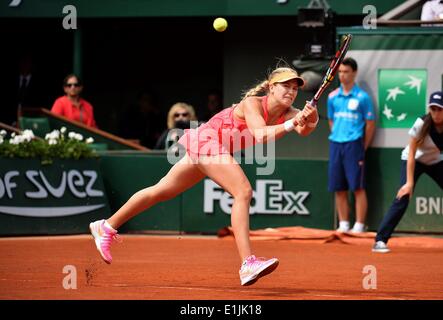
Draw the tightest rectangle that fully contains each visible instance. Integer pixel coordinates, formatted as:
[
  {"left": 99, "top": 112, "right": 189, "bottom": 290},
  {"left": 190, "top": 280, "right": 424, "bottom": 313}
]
[{"left": 327, "top": 57, "right": 376, "bottom": 233}]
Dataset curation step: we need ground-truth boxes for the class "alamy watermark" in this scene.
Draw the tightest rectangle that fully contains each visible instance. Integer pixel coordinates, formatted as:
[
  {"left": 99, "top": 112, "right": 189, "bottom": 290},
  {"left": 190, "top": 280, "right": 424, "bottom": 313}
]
[
  {"left": 10, "top": 2, "right": 79, "bottom": 29},
  {"left": 62, "top": 265, "right": 77, "bottom": 290},
  {"left": 165, "top": 121, "right": 276, "bottom": 176},
  {"left": 362, "top": 5, "right": 377, "bottom": 30},
  {"left": 362, "top": 265, "right": 377, "bottom": 290},
  {"left": 63, "top": 5, "right": 77, "bottom": 30}
]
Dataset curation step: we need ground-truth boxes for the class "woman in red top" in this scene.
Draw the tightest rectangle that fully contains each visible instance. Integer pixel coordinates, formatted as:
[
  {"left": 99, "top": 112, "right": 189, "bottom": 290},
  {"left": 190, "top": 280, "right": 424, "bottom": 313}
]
[
  {"left": 51, "top": 74, "right": 97, "bottom": 128},
  {"left": 89, "top": 66, "right": 319, "bottom": 286}
]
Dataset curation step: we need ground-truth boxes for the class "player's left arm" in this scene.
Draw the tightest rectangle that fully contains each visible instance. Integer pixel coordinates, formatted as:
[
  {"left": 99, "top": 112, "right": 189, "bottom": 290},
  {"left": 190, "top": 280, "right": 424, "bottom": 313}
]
[
  {"left": 363, "top": 94, "right": 376, "bottom": 150},
  {"left": 364, "top": 120, "right": 375, "bottom": 150},
  {"left": 397, "top": 137, "right": 417, "bottom": 199},
  {"left": 284, "top": 102, "right": 319, "bottom": 136}
]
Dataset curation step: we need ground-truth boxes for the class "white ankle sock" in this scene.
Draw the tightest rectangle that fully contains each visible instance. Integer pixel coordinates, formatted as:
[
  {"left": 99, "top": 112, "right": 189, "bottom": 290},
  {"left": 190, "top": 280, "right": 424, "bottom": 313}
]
[
  {"left": 104, "top": 220, "right": 116, "bottom": 232},
  {"left": 352, "top": 222, "right": 365, "bottom": 232},
  {"left": 339, "top": 221, "right": 350, "bottom": 230}
]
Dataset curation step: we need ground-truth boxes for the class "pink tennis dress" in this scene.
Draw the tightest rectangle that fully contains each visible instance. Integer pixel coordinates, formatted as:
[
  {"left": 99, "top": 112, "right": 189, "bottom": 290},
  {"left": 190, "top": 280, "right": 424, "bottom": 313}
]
[{"left": 178, "top": 96, "right": 285, "bottom": 159}]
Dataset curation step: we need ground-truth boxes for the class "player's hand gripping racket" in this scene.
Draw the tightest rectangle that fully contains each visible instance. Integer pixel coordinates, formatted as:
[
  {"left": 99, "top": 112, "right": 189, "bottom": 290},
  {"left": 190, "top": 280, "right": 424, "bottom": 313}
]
[{"left": 309, "top": 34, "right": 353, "bottom": 108}]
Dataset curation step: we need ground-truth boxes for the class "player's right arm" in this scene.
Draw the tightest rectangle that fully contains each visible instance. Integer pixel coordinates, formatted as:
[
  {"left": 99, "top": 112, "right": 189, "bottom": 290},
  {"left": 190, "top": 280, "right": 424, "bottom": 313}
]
[
  {"left": 396, "top": 137, "right": 417, "bottom": 199},
  {"left": 243, "top": 97, "right": 299, "bottom": 143}
]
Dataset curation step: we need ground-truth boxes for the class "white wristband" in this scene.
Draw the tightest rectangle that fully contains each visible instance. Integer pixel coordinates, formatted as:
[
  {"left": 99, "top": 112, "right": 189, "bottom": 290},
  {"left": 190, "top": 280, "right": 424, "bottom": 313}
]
[
  {"left": 307, "top": 117, "right": 319, "bottom": 128},
  {"left": 284, "top": 119, "right": 295, "bottom": 132}
]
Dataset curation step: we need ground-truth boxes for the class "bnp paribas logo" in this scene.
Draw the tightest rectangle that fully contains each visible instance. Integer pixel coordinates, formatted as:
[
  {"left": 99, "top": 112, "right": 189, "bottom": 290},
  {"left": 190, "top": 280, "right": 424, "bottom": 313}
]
[{"left": 378, "top": 69, "right": 427, "bottom": 128}]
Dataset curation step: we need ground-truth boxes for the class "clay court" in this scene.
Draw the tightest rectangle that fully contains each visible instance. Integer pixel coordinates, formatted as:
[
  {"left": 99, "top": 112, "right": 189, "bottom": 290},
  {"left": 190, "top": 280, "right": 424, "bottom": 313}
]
[{"left": 1, "top": 229, "right": 443, "bottom": 300}]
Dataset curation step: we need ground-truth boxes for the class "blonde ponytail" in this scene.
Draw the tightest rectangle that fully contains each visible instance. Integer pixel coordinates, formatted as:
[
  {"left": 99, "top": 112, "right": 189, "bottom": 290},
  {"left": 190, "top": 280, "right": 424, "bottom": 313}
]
[{"left": 242, "top": 80, "right": 269, "bottom": 99}]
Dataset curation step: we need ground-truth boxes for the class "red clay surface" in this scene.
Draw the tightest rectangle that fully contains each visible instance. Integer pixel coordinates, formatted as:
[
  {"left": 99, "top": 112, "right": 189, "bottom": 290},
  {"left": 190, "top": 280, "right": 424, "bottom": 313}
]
[{"left": 1, "top": 234, "right": 442, "bottom": 300}]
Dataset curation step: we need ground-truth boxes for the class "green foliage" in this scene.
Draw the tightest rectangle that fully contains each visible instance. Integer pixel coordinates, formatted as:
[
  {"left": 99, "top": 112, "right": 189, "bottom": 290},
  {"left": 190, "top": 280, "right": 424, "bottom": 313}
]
[{"left": 0, "top": 129, "right": 97, "bottom": 165}]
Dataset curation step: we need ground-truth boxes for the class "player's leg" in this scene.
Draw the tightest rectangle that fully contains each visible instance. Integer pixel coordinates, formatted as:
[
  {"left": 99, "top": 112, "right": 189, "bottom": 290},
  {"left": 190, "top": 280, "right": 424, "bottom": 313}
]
[
  {"left": 329, "top": 141, "right": 350, "bottom": 231},
  {"left": 107, "top": 154, "right": 204, "bottom": 229},
  {"left": 335, "top": 191, "right": 350, "bottom": 226},
  {"left": 354, "top": 189, "right": 367, "bottom": 224},
  {"left": 196, "top": 154, "right": 278, "bottom": 285},
  {"left": 344, "top": 138, "right": 367, "bottom": 232},
  {"left": 426, "top": 161, "right": 443, "bottom": 189},
  {"left": 373, "top": 161, "right": 424, "bottom": 252},
  {"left": 90, "top": 154, "right": 205, "bottom": 263},
  {"left": 196, "top": 155, "right": 253, "bottom": 260}
]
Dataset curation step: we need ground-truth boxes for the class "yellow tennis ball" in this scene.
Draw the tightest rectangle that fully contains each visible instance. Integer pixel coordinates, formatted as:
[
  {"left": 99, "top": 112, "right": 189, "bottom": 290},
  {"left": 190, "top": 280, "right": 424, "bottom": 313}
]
[{"left": 213, "top": 17, "right": 228, "bottom": 32}]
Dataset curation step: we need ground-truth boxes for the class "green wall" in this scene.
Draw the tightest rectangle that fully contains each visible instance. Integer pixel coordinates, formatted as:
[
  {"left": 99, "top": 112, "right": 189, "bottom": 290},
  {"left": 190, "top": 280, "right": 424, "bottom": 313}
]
[
  {"left": 366, "top": 149, "right": 443, "bottom": 233},
  {"left": 99, "top": 153, "right": 181, "bottom": 232},
  {"left": 99, "top": 153, "right": 334, "bottom": 233},
  {"left": 1, "top": 151, "right": 441, "bottom": 235},
  {"left": 98, "top": 152, "right": 443, "bottom": 234}
]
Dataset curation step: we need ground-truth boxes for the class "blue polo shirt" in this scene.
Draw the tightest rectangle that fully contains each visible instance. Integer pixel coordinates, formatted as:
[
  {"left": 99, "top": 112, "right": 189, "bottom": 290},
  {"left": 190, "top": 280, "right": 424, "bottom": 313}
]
[{"left": 327, "top": 84, "right": 375, "bottom": 143}]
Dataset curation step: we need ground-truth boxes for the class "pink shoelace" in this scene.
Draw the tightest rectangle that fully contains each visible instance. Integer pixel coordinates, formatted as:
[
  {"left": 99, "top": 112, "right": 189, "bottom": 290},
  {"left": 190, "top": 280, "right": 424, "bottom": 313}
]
[
  {"left": 101, "top": 230, "right": 122, "bottom": 250},
  {"left": 243, "top": 255, "right": 268, "bottom": 268}
]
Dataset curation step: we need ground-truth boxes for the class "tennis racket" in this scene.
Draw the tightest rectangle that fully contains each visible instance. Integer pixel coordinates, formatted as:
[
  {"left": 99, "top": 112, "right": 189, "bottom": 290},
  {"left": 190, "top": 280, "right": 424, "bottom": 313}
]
[{"left": 310, "top": 34, "right": 353, "bottom": 107}]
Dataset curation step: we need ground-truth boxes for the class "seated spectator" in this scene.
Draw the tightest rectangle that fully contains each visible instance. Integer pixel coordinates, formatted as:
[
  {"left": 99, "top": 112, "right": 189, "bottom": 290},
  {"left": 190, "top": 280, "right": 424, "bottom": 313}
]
[
  {"left": 154, "top": 102, "right": 197, "bottom": 151},
  {"left": 51, "top": 74, "right": 97, "bottom": 128},
  {"left": 200, "top": 91, "right": 223, "bottom": 122},
  {"left": 118, "top": 91, "right": 164, "bottom": 148},
  {"left": 421, "top": 0, "right": 443, "bottom": 25}
]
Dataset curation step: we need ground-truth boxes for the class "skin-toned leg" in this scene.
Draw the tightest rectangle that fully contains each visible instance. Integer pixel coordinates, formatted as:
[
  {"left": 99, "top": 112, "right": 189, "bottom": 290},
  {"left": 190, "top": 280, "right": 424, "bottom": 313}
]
[
  {"left": 354, "top": 189, "right": 367, "bottom": 224},
  {"left": 196, "top": 155, "right": 253, "bottom": 262},
  {"left": 335, "top": 191, "right": 349, "bottom": 222},
  {"left": 107, "top": 154, "right": 205, "bottom": 229}
]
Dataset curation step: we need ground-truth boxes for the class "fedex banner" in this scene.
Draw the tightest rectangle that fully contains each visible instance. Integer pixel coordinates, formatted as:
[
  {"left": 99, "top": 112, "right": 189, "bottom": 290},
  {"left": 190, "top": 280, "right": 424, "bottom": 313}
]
[
  {"left": 204, "top": 179, "right": 310, "bottom": 215},
  {"left": 181, "top": 160, "right": 334, "bottom": 233}
]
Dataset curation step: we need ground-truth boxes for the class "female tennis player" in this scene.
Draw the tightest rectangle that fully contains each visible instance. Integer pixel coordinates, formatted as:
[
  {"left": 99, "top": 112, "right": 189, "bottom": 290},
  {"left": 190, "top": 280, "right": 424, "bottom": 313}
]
[{"left": 90, "top": 66, "right": 319, "bottom": 286}]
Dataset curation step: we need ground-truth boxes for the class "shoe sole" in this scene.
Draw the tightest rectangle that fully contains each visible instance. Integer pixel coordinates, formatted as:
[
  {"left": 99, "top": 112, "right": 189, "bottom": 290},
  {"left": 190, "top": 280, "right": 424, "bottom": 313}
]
[
  {"left": 372, "top": 249, "right": 390, "bottom": 253},
  {"left": 241, "top": 259, "right": 279, "bottom": 286},
  {"left": 89, "top": 223, "right": 112, "bottom": 264}
]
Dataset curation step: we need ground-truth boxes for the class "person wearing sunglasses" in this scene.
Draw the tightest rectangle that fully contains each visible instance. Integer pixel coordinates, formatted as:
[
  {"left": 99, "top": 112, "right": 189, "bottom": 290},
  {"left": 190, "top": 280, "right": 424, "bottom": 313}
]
[
  {"left": 373, "top": 91, "right": 443, "bottom": 253},
  {"left": 51, "top": 74, "right": 97, "bottom": 128},
  {"left": 154, "top": 102, "right": 197, "bottom": 150}
]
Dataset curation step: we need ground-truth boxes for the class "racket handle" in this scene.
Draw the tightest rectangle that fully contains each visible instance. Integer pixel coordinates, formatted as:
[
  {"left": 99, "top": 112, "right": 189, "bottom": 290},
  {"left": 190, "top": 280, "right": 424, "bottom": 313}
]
[{"left": 309, "top": 98, "right": 318, "bottom": 108}]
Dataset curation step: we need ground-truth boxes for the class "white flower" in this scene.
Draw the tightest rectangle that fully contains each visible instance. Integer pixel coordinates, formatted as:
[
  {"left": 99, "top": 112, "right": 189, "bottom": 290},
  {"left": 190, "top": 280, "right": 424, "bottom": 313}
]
[
  {"left": 60, "top": 127, "right": 67, "bottom": 133},
  {"left": 0, "top": 130, "right": 6, "bottom": 137},
  {"left": 86, "top": 137, "right": 94, "bottom": 144},
  {"left": 68, "top": 132, "right": 76, "bottom": 139},
  {"left": 10, "top": 135, "right": 24, "bottom": 145},
  {"left": 45, "top": 130, "right": 60, "bottom": 141},
  {"left": 74, "top": 133, "right": 83, "bottom": 141},
  {"left": 11, "top": 132, "right": 16, "bottom": 138},
  {"left": 22, "top": 130, "right": 34, "bottom": 142},
  {"left": 23, "top": 129, "right": 34, "bottom": 137},
  {"left": 48, "top": 139, "right": 58, "bottom": 145}
]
